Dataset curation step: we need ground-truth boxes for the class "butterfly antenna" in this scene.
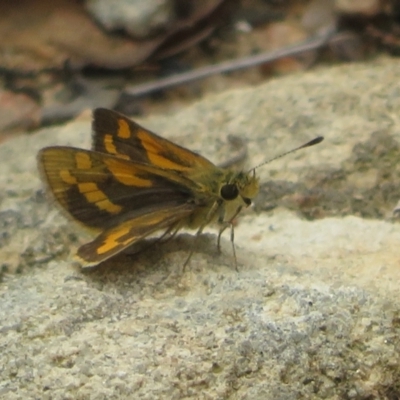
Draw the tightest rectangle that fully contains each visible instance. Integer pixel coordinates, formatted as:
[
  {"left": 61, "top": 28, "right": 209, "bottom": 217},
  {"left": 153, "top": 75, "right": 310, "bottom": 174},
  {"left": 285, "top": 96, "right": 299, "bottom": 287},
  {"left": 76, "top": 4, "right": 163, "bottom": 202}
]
[{"left": 249, "top": 136, "right": 324, "bottom": 172}]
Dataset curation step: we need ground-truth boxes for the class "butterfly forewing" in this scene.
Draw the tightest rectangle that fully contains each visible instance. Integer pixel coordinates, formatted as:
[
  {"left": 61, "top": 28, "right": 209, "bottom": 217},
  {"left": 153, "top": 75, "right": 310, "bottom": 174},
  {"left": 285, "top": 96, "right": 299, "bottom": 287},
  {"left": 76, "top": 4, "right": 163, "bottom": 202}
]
[
  {"left": 92, "top": 108, "right": 216, "bottom": 174},
  {"left": 38, "top": 147, "right": 198, "bottom": 230}
]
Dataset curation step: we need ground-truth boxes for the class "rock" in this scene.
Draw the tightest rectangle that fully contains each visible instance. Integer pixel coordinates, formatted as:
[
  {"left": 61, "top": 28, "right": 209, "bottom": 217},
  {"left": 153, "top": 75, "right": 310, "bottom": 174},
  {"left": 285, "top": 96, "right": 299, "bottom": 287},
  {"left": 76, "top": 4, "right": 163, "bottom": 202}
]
[
  {"left": 1, "top": 56, "right": 400, "bottom": 398},
  {"left": 85, "top": 0, "right": 174, "bottom": 38},
  {"left": 0, "top": 90, "right": 41, "bottom": 137},
  {"left": 335, "top": 0, "right": 382, "bottom": 17}
]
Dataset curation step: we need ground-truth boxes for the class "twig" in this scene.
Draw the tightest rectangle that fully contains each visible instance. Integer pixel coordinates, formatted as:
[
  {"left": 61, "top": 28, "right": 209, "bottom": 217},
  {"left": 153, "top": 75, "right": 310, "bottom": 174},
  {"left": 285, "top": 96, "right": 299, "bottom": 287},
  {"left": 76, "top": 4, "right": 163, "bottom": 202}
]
[{"left": 123, "top": 30, "right": 336, "bottom": 98}]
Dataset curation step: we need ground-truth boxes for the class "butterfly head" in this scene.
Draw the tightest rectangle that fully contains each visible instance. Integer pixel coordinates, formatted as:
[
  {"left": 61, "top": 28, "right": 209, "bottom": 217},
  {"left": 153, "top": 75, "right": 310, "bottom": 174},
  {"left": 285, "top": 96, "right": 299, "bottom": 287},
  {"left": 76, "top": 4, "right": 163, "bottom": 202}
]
[
  {"left": 220, "top": 170, "right": 259, "bottom": 207},
  {"left": 217, "top": 136, "right": 324, "bottom": 216}
]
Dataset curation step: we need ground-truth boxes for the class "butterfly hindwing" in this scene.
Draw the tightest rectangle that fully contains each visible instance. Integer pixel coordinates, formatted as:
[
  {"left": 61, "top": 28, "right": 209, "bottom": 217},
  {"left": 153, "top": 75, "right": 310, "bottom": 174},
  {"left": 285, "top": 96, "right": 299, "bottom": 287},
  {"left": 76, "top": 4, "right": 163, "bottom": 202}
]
[{"left": 76, "top": 203, "right": 193, "bottom": 265}]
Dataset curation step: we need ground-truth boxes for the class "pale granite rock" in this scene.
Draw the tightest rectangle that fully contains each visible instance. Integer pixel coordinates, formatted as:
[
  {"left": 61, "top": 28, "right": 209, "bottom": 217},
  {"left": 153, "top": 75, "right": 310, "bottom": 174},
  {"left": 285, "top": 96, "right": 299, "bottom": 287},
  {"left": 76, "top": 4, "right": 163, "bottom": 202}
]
[
  {"left": 85, "top": 0, "right": 173, "bottom": 38},
  {"left": 1, "top": 57, "right": 400, "bottom": 399}
]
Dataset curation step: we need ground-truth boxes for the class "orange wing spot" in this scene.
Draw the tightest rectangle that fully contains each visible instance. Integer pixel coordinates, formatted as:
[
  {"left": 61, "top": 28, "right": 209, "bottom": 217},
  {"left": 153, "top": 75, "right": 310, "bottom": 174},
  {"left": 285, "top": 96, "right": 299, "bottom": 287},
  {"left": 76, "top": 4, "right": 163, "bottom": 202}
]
[
  {"left": 117, "top": 119, "right": 131, "bottom": 139},
  {"left": 75, "top": 152, "right": 92, "bottom": 170},
  {"left": 78, "top": 182, "right": 98, "bottom": 194},
  {"left": 137, "top": 131, "right": 189, "bottom": 171},
  {"left": 97, "top": 226, "right": 133, "bottom": 255},
  {"left": 148, "top": 152, "right": 188, "bottom": 171},
  {"left": 78, "top": 182, "right": 122, "bottom": 213},
  {"left": 96, "top": 199, "right": 122, "bottom": 214},
  {"left": 105, "top": 158, "right": 153, "bottom": 187},
  {"left": 104, "top": 134, "right": 130, "bottom": 160},
  {"left": 59, "top": 169, "right": 77, "bottom": 185},
  {"left": 104, "top": 134, "right": 118, "bottom": 155}
]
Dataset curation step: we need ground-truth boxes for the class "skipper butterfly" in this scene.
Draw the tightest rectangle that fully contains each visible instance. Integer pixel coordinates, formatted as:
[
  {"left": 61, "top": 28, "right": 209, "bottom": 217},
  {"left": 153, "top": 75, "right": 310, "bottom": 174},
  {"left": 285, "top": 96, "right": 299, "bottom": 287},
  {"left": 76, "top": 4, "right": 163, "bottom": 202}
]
[{"left": 38, "top": 108, "right": 323, "bottom": 268}]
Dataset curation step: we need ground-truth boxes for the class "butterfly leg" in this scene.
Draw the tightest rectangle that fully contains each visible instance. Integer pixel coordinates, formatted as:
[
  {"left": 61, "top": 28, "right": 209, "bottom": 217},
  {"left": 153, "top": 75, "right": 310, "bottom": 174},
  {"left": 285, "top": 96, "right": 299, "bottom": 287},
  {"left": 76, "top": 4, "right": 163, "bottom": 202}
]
[
  {"left": 229, "top": 222, "right": 238, "bottom": 272},
  {"left": 182, "top": 224, "right": 206, "bottom": 271},
  {"left": 125, "top": 222, "right": 181, "bottom": 258},
  {"left": 217, "top": 205, "right": 243, "bottom": 271},
  {"left": 158, "top": 223, "right": 181, "bottom": 244},
  {"left": 216, "top": 222, "right": 238, "bottom": 271},
  {"left": 182, "top": 201, "right": 221, "bottom": 271},
  {"left": 217, "top": 225, "right": 228, "bottom": 253}
]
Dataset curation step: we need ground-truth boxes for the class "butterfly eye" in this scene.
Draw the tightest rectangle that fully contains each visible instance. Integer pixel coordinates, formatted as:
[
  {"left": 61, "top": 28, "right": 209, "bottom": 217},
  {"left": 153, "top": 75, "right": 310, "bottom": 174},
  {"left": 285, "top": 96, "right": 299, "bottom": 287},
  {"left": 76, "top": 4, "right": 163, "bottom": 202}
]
[{"left": 220, "top": 183, "right": 239, "bottom": 201}]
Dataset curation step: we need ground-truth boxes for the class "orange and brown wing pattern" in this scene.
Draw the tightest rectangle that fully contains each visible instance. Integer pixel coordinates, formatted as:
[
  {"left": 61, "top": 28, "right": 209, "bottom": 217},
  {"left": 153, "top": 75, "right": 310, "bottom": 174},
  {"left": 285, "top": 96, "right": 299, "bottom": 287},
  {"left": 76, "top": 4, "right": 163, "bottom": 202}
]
[
  {"left": 77, "top": 204, "right": 192, "bottom": 264},
  {"left": 92, "top": 108, "right": 216, "bottom": 173},
  {"left": 38, "top": 146, "right": 197, "bottom": 230}
]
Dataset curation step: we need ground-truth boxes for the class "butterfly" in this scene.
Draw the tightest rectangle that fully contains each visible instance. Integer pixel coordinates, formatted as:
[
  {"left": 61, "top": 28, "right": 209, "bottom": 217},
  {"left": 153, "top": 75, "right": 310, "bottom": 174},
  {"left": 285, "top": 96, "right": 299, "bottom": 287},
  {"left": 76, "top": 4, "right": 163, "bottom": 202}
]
[{"left": 38, "top": 108, "right": 323, "bottom": 268}]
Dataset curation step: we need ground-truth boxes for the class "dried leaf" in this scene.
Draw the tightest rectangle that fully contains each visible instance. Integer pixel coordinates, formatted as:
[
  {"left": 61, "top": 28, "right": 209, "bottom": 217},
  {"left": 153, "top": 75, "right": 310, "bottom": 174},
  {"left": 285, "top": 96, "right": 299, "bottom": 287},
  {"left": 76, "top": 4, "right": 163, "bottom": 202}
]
[{"left": 0, "top": 0, "right": 162, "bottom": 72}]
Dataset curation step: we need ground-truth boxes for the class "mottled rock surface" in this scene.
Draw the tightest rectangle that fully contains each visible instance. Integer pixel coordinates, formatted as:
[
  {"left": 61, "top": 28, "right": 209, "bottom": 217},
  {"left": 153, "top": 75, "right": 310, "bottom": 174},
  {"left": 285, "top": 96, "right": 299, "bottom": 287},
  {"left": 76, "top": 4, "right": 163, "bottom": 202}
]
[{"left": 1, "top": 57, "right": 400, "bottom": 399}]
